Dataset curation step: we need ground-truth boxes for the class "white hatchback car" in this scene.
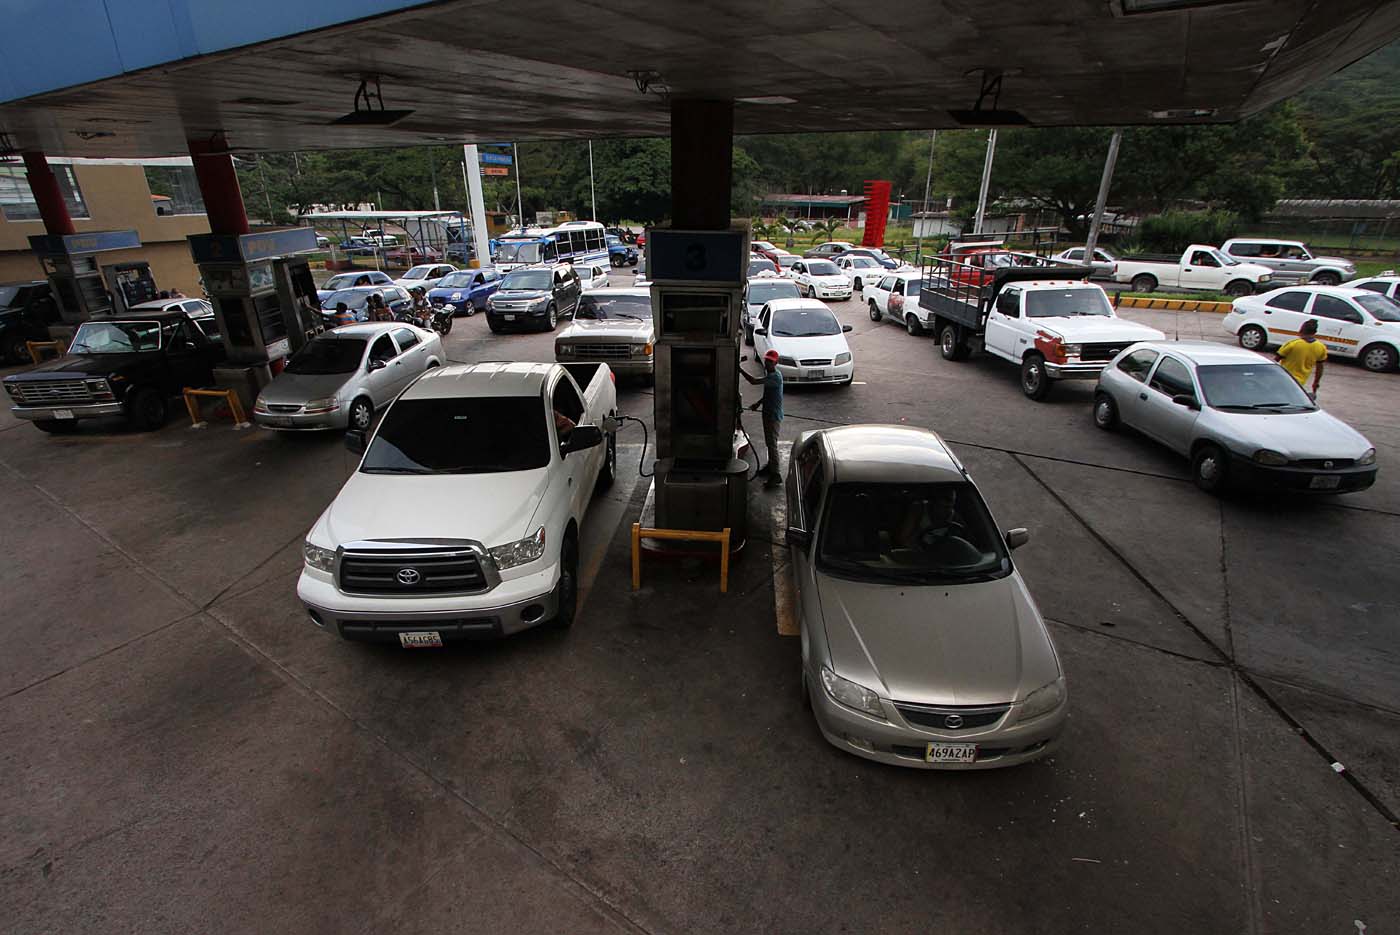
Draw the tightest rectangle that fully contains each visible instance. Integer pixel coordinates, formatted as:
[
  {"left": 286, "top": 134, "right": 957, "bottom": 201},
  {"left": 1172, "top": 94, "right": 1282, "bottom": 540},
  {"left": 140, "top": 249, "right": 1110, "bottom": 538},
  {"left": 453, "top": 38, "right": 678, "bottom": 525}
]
[
  {"left": 788, "top": 259, "right": 853, "bottom": 301},
  {"left": 753, "top": 297, "right": 855, "bottom": 386},
  {"left": 1223, "top": 284, "right": 1400, "bottom": 372},
  {"left": 833, "top": 254, "right": 886, "bottom": 292}
]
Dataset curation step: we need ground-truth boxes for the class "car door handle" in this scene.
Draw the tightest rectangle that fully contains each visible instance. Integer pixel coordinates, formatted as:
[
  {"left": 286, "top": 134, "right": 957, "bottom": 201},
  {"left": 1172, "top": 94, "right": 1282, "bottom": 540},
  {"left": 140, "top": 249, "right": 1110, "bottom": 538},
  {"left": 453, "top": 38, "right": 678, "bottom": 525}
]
[{"left": 1139, "top": 392, "right": 1148, "bottom": 400}]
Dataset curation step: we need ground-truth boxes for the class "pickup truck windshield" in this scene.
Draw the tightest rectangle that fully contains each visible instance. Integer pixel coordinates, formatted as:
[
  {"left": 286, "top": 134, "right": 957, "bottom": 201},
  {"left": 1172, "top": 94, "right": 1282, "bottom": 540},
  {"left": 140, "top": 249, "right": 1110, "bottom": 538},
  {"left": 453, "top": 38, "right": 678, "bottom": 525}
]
[
  {"left": 285, "top": 338, "right": 367, "bottom": 375},
  {"left": 807, "top": 260, "right": 840, "bottom": 275},
  {"left": 1356, "top": 294, "right": 1400, "bottom": 322},
  {"left": 0, "top": 285, "right": 20, "bottom": 307},
  {"left": 818, "top": 482, "right": 1010, "bottom": 585},
  {"left": 748, "top": 281, "right": 801, "bottom": 306},
  {"left": 577, "top": 294, "right": 650, "bottom": 319},
  {"left": 496, "top": 241, "right": 543, "bottom": 265},
  {"left": 1212, "top": 249, "right": 1240, "bottom": 266},
  {"left": 772, "top": 307, "right": 840, "bottom": 336},
  {"left": 1025, "top": 289, "right": 1113, "bottom": 318},
  {"left": 1197, "top": 364, "right": 1317, "bottom": 412},
  {"left": 361, "top": 396, "right": 550, "bottom": 474},
  {"left": 70, "top": 320, "right": 161, "bottom": 354},
  {"left": 501, "top": 270, "right": 552, "bottom": 291}
]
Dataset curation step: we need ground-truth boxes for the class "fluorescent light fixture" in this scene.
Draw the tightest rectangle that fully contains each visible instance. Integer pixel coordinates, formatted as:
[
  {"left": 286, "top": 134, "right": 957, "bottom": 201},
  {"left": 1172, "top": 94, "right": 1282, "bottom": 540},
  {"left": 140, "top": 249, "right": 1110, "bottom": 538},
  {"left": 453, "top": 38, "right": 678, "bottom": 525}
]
[
  {"left": 1122, "top": 0, "right": 1239, "bottom": 12},
  {"left": 1148, "top": 108, "right": 1217, "bottom": 119},
  {"left": 738, "top": 95, "right": 797, "bottom": 105}
]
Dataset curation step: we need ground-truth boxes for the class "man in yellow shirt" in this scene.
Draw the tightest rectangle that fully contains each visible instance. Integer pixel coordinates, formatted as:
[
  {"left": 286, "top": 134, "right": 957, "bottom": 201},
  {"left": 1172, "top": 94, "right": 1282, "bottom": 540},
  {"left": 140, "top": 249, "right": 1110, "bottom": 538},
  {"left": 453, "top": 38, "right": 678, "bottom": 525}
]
[{"left": 1276, "top": 319, "right": 1326, "bottom": 396}]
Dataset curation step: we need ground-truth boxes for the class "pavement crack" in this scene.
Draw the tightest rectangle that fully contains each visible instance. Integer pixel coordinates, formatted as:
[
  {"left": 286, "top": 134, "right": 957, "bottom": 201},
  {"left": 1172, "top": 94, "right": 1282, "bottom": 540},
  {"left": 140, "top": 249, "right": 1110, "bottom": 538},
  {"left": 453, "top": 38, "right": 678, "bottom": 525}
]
[
  {"left": 1043, "top": 617, "right": 1226, "bottom": 667},
  {"left": 1, "top": 612, "right": 200, "bottom": 701}
]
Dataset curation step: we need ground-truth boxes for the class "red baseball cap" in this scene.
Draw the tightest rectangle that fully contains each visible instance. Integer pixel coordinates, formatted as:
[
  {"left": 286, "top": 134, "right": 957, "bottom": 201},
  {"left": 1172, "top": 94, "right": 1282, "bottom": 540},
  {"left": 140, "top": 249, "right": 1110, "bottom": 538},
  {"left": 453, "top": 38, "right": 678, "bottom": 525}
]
[{"left": 763, "top": 349, "right": 780, "bottom": 362}]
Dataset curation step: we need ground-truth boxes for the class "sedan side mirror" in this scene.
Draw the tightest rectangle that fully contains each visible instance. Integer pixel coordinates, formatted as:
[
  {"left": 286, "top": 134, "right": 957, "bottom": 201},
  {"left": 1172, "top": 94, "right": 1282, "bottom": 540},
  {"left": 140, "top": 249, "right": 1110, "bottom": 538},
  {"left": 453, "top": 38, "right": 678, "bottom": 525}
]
[
  {"left": 1005, "top": 527, "right": 1030, "bottom": 550},
  {"left": 367, "top": 358, "right": 387, "bottom": 372},
  {"left": 755, "top": 327, "right": 767, "bottom": 336},
  {"left": 344, "top": 429, "right": 367, "bottom": 455},
  {"left": 786, "top": 526, "right": 811, "bottom": 550},
  {"left": 1171, "top": 394, "right": 1200, "bottom": 411},
  {"left": 842, "top": 324, "right": 853, "bottom": 333},
  {"left": 561, "top": 423, "right": 603, "bottom": 456}
]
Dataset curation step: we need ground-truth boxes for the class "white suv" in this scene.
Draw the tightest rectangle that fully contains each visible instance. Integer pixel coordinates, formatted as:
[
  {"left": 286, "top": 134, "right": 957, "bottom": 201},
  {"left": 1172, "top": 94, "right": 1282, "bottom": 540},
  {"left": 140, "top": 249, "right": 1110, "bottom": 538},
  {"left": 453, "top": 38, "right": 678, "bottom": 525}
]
[{"left": 1223, "top": 285, "right": 1400, "bottom": 372}]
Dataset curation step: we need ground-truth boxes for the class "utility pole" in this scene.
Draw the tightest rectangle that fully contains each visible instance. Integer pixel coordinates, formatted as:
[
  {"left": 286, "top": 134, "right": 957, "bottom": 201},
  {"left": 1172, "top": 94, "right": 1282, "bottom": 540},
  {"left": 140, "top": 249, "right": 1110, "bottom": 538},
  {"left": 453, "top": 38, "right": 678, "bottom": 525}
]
[
  {"left": 429, "top": 153, "right": 441, "bottom": 211},
  {"left": 256, "top": 156, "right": 275, "bottom": 224},
  {"left": 972, "top": 129, "right": 997, "bottom": 236},
  {"left": 513, "top": 142, "right": 524, "bottom": 228},
  {"left": 463, "top": 145, "right": 492, "bottom": 270},
  {"left": 913, "top": 130, "right": 937, "bottom": 264},
  {"left": 588, "top": 140, "right": 597, "bottom": 221},
  {"left": 1082, "top": 129, "right": 1123, "bottom": 268}
]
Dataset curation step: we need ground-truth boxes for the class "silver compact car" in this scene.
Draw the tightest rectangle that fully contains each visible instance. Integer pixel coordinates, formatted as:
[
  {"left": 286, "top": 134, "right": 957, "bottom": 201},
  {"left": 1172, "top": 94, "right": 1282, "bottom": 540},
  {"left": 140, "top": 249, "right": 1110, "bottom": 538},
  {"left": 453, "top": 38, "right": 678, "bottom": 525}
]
[
  {"left": 786, "top": 425, "right": 1067, "bottom": 769},
  {"left": 253, "top": 323, "right": 444, "bottom": 432},
  {"left": 1094, "top": 341, "right": 1377, "bottom": 494}
]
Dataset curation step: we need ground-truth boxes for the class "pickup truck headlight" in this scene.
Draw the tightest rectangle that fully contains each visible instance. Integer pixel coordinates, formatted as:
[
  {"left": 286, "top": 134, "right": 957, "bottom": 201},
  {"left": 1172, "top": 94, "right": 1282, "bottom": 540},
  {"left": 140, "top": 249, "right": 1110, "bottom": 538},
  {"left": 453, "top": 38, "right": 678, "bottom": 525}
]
[
  {"left": 632, "top": 342, "right": 653, "bottom": 357},
  {"left": 1252, "top": 448, "right": 1289, "bottom": 466},
  {"left": 303, "top": 540, "right": 336, "bottom": 572},
  {"left": 84, "top": 378, "right": 114, "bottom": 400},
  {"left": 820, "top": 666, "right": 885, "bottom": 719},
  {"left": 3, "top": 382, "right": 18, "bottom": 398},
  {"left": 1258, "top": 274, "right": 1272, "bottom": 282},
  {"left": 1060, "top": 344, "right": 1082, "bottom": 357},
  {"left": 1017, "top": 677, "right": 1066, "bottom": 722},
  {"left": 490, "top": 526, "right": 546, "bottom": 570},
  {"left": 555, "top": 343, "right": 575, "bottom": 357},
  {"left": 1359, "top": 447, "right": 1377, "bottom": 466},
  {"left": 303, "top": 396, "right": 338, "bottom": 414},
  {"left": 834, "top": 352, "right": 852, "bottom": 366}
]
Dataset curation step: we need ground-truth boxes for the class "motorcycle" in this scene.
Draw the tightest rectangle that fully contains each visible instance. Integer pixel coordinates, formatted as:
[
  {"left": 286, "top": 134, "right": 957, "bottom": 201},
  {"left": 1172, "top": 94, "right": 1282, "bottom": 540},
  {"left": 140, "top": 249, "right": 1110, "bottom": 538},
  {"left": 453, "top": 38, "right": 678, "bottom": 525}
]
[{"left": 396, "top": 304, "right": 453, "bottom": 336}]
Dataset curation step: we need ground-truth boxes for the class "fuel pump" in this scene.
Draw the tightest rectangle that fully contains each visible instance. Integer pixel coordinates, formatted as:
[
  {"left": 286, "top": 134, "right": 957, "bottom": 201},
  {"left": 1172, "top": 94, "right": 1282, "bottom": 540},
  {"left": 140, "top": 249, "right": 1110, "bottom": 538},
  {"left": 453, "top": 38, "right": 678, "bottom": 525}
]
[
  {"left": 647, "top": 228, "right": 751, "bottom": 547},
  {"left": 27, "top": 230, "right": 142, "bottom": 325},
  {"left": 101, "top": 261, "right": 157, "bottom": 314},
  {"left": 272, "top": 256, "right": 324, "bottom": 352}
]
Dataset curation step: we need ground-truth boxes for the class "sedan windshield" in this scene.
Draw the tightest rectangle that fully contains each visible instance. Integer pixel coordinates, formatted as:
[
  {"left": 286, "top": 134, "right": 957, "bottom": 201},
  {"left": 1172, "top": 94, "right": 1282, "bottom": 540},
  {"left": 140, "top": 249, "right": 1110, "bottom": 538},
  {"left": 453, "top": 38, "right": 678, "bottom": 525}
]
[
  {"left": 70, "top": 320, "right": 161, "bottom": 354},
  {"left": 818, "top": 482, "right": 1010, "bottom": 584},
  {"left": 807, "top": 260, "right": 840, "bottom": 276},
  {"left": 285, "top": 338, "right": 367, "bottom": 375},
  {"left": 401, "top": 265, "right": 435, "bottom": 280},
  {"left": 748, "top": 259, "right": 777, "bottom": 275},
  {"left": 501, "top": 270, "right": 552, "bottom": 291},
  {"left": 1355, "top": 293, "right": 1400, "bottom": 322},
  {"left": 437, "top": 272, "right": 475, "bottom": 288},
  {"left": 1197, "top": 364, "right": 1317, "bottom": 412},
  {"left": 361, "top": 397, "right": 550, "bottom": 474},
  {"left": 496, "top": 241, "right": 543, "bottom": 264},
  {"left": 323, "top": 289, "right": 373, "bottom": 310},
  {"left": 577, "top": 294, "right": 650, "bottom": 320},
  {"left": 748, "top": 281, "right": 801, "bottom": 306},
  {"left": 771, "top": 307, "right": 840, "bottom": 337},
  {"left": 1026, "top": 288, "right": 1112, "bottom": 318}
]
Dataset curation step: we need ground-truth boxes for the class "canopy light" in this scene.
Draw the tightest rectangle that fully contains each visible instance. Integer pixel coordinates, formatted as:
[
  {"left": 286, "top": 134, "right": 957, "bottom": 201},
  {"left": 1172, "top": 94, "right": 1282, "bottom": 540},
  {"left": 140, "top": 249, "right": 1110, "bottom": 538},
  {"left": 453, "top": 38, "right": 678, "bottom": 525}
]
[
  {"left": 330, "top": 77, "right": 414, "bottom": 127},
  {"left": 1149, "top": 108, "right": 1217, "bottom": 119},
  {"left": 738, "top": 96, "right": 797, "bottom": 105}
]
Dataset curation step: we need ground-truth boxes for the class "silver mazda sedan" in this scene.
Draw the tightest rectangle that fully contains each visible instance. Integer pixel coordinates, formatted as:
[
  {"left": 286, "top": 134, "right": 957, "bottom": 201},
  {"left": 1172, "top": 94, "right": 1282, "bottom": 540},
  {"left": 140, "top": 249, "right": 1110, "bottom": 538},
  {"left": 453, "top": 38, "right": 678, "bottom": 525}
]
[
  {"left": 1094, "top": 341, "right": 1377, "bottom": 494},
  {"left": 786, "top": 425, "right": 1067, "bottom": 769}
]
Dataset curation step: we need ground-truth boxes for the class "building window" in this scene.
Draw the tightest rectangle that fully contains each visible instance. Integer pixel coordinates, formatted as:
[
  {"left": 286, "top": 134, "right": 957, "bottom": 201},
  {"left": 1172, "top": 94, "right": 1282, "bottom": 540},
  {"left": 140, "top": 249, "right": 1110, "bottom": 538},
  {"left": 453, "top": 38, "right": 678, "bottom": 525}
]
[
  {"left": 145, "top": 166, "right": 206, "bottom": 216},
  {"left": 0, "top": 163, "right": 91, "bottom": 222}
]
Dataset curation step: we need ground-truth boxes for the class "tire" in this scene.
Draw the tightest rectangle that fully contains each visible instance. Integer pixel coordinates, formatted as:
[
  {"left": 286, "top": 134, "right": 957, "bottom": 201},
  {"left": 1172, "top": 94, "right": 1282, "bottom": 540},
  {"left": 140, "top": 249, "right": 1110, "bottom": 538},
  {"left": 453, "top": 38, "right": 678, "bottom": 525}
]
[
  {"left": 1131, "top": 274, "right": 1157, "bottom": 293},
  {"left": 595, "top": 430, "right": 616, "bottom": 493},
  {"left": 1360, "top": 342, "right": 1398, "bottom": 373},
  {"left": 5, "top": 333, "right": 32, "bottom": 364},
  {"left": 125, "top": 387, "right": 168, "bottom": 431},
  {"left": 868, "top": 300, "right": 881, "bottom": 322},
  {"left": 347, "top": 396, "right": 373, "bottom": 432},
  {"left": 1021, "top": 354, "right": 1053, "bottom": 401},
  {"left": 488, "top": 319, "right": 503, "bottom": 334},
  {"left": 34, "top": 419, "right": 78, "bottom": 434},
  {"left": 1093, "top": 391, "right": 1119, "bottom": 431},
  {"left": 1192, "top": 443, "right": 1229, "bottom": 495},
  {"left": 1225, "top": 279, "right": 1254, "bottom": 298},
  {"left": 905, "top": 313, "right": 923, "bottom": 336},
  {"left": 464, "top": 304, "right": 476, "bottom": 318},
  {"left": 1312, "top": 272, "right": 1341, "bottom": 287},
  {"left": 544, "top": 303, "right": 558, "bottom": 331},
  {"left": 939, "top": 322, "right": 969, "bottom": 361},
  {"left": 1237, "top": 324, "right": 1268, "bottom": 351},
  {"left": 551, "top": 534, "right": 579, "bottom": 630}
]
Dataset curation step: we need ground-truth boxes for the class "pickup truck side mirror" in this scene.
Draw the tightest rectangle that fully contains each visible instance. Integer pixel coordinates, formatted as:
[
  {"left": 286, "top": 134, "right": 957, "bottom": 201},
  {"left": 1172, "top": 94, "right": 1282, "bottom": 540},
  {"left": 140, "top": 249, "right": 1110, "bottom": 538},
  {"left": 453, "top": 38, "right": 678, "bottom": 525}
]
[
  {"left": 842, "top": 324, "right": 853, "bottom": 333},
  {"left": 1005, "top": 527, "right": 1030, "bottom": 550},
  {"left": 561, "top": 423, "right": 603, "bottom": 456},
  {"left": 755, "top": 327, "right": 768, "bottom": 336},
  {"left": 345, "top": 429, "right": 367, "bottom": 455},
  {"left": 367, "top": 358, "right": 387, "bottom": 372},
  {"left": 786, "top": 526, "right": 811, "bottom": 550},
  {"left": 1171, "top": 394, "right": 1201, "bottom": 411}
]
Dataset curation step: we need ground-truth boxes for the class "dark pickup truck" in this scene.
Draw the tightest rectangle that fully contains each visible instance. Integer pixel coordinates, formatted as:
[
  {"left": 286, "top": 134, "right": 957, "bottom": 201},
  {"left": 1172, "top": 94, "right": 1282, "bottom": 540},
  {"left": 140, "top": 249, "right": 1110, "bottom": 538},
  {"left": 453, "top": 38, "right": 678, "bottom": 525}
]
[
  {"left": 1, "top": 280, "right": 60, "bottom": 364},
  {"left": 2, "top": 308, "right": 225, "bottom": 433}
]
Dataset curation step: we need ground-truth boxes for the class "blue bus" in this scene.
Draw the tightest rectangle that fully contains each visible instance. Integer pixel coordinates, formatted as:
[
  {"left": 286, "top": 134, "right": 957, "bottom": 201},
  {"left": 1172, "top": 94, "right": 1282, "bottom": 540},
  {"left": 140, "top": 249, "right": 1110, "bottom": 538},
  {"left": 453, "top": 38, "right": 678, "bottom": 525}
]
[{"left": 494, "top": 220, "right": 609, "bottom": 272}]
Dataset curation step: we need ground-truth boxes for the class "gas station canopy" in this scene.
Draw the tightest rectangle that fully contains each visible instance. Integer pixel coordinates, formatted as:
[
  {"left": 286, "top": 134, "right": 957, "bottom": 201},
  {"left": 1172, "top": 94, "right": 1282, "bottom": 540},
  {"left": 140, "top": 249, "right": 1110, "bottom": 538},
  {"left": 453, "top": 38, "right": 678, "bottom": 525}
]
[{"left": 1, "top": 0, "right": 1399, "bottom": 158}]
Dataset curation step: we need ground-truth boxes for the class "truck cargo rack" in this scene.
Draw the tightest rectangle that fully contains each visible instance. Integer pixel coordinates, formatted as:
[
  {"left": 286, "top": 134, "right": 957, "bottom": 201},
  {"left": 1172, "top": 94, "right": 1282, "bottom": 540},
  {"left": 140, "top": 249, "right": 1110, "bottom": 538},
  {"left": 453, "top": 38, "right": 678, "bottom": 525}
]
[{"left": 917, "top": 253, "right": 1091, "bottom": 332}]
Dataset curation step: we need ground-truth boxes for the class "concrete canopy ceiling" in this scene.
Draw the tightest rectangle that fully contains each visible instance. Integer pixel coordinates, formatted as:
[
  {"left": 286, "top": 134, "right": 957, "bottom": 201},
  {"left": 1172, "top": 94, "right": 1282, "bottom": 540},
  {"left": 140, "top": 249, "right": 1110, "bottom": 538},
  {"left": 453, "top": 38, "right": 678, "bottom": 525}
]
[{"left": 3, "top": 0, "right": 1400, "bottom": 158}]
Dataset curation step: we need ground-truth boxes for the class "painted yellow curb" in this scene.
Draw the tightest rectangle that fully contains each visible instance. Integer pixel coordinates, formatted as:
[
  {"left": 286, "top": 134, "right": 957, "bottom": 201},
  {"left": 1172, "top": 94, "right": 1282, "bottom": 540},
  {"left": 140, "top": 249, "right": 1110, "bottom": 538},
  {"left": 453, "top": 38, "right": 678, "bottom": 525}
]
[{"left": 1114, "top": 295, "right": 1233, "bottom": 315}]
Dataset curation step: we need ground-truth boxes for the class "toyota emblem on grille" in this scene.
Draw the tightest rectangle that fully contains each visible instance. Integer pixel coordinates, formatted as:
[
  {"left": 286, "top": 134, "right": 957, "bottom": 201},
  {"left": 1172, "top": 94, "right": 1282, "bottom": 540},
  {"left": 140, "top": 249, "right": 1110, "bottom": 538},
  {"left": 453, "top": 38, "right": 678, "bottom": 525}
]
[
  {"left": 944, "top": 714, "right": 964, "bottom": 729},
  {"left": 396, "top": 567, "right": 421, "bottom": 585}
]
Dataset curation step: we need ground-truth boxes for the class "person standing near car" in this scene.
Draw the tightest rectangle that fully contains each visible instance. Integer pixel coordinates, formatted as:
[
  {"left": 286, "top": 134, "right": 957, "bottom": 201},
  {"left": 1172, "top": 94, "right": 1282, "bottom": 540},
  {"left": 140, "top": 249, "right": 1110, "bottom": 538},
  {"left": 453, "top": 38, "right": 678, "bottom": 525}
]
[
  {"left": 1277, "top": 318, "right": 1326, "bottom": 398},
  {"left": 741, "top": 349, "right": 785, "bottom": 488}
]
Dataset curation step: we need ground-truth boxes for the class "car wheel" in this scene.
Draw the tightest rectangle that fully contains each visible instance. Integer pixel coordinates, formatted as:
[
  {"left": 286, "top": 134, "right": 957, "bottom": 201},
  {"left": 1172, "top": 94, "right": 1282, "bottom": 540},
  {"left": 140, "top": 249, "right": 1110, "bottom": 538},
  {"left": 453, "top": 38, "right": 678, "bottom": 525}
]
[
  {"left": 1225, "top": 279, "right": 1254, "bottom": 298},
  {"left": 545, "top": 303, "right": 558, "bottom": 331},
  {"left": 1313, "top": 272, "right": 1341, "bottom": 287},
  {"left": 488, "top": 319, "right": 503, "bottom": 334},
  {"left": 594, "top": 430, "right": 616, "bottom": 493},
  {"left": 125, "top": 387, "right": 168, "bottom": 431},
  {"left": 1237, "top": 324, "right": 1268, "bottom": 351},
  {"left": 34, "top": 418, "right": 79, "bottom": 434},
  {"left": 1021, "top": 353, "right": 1053, "bottom": 401},
  {"left": 551, "top": 534, "right": 579, "bottom": 630},
  {"left": 348, "top": 397, "right": 373, "bottom": 432},
  {"left": 868, "top": 300, "right": 881, "bottom": 322},
  {"left": 1131, "top": 274, "right": 1157, "bottom": 293},
  {"left": 1093, "top": 391, "right": 1119, "bottom": 430},
  {"left": 939, "top": 322, "right": 969, "bottom": 361},
  {"left": 6, "top": 333, "right": 32, "bottom": 364},
  {"left": 1192, "top": 443, "right": 1229, "bottom": 495},
  {"left": 1361, "top": 342, "right": 1398, "bottom": 373},
  {"left": 905, "top": 313, "right": 923, "bottom": 337}
]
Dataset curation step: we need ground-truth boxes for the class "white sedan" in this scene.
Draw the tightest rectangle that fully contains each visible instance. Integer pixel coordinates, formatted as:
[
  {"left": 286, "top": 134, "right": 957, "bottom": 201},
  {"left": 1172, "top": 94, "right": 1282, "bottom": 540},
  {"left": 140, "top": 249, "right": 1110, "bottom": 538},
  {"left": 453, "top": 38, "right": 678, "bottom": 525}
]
[
  {"left": 833, "top": 254, "right": 887, "bottom": 292},
  {"left": 752, "top": 297, "right": 855, "bottom": 385},
  {"left": 393, "top": 263, "right": 457, "bottom": 291},
  {"left": 787, "top": 258, "right": 854, "bottom": 300}
]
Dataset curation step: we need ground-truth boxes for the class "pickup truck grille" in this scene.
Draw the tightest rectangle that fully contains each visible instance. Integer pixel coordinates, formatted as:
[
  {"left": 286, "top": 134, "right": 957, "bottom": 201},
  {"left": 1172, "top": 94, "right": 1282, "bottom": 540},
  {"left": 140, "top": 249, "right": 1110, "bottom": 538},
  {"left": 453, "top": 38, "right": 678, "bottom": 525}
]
[
  {"left": 9, "top": 380, "right": 94, "bottom": 404},
  {"left": 1079, "top": 343, "right": 1131, "bottom": 362},
  {"left": 339, "top": 548, "right": 489, "bottom": 595},
  {"left": 570, "top": 343, "right": 632, "bottom": 360}
]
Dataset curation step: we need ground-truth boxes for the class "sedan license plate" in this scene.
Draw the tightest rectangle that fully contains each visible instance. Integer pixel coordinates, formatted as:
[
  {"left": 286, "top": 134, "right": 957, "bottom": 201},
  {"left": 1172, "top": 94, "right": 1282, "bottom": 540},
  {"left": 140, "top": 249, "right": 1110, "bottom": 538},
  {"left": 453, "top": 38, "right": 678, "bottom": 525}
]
[
  {"left": 807, "top": 369, "right": 827, "bottom": 379},
  {"left": 1309, "top": 474, "right": 1342, "bottom": 490},
  {"left": 52, "top": 409, "right": 74, "bottom": 420},
  {"left": 264, "top": 416, "right": 293, "bottom": 427},
  {"left": 398, "top": 631, "right": 443, "bottom": 649},
  {"left": 503, "top": 314, "right": 516, "bottom": 321},
  {"left": 926, "top": 742, "right": 977, "bottom": 764}
]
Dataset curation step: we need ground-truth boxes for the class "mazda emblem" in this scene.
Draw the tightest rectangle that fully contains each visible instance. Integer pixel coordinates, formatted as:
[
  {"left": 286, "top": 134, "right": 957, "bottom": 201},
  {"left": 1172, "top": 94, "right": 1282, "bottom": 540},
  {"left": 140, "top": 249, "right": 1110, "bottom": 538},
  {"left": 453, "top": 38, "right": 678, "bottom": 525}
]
[
  {"left": 396, "top": 567, "right": 421, "bottom": 585},
  {"left": 1323, "top": 460, "right": 1333, "bottom": 469},
  {"left": 944, "top": 714, "right": 964, "bottom": 729}
]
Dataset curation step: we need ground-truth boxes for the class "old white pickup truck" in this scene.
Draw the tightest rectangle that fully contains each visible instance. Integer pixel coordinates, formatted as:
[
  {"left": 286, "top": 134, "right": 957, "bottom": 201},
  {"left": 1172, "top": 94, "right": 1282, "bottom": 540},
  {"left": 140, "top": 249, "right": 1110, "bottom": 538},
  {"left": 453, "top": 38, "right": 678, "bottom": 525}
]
[
  {"left": 297, "top": 361, "right": 618, "bottom": 645},
  {"left": 1112, "top": 244, "right": 1273, "bottom": 297}
]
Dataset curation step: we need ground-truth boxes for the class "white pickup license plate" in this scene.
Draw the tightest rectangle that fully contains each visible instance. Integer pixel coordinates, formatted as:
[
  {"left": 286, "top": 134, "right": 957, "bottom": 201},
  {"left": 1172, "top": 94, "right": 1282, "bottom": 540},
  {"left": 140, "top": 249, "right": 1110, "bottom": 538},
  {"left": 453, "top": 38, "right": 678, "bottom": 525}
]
[
  {"left": 503, "top": 314, "right": 516, "bottom": 321},
  {"left": 1309, "top": 474, "right": 1342, "bottom": 490},
  {"left": 399, "top": 631, "right": 443, "bottom": 648},
  {"left": 52, "top": 409, "right": 74, "bottom": 420},
  {"left": 926, "top": 742, "right": 977, "bottom": 764}
]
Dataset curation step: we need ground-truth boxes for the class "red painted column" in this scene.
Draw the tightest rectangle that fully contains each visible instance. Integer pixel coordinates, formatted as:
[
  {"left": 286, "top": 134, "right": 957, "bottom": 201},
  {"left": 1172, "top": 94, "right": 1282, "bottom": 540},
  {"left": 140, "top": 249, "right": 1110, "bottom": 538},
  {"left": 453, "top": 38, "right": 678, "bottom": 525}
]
[
  {"left": 187, "top": 137, "right": 249, "bottom": 235},
  {"left": 21, "top": 151, "right": 76, "bottom": 236}
]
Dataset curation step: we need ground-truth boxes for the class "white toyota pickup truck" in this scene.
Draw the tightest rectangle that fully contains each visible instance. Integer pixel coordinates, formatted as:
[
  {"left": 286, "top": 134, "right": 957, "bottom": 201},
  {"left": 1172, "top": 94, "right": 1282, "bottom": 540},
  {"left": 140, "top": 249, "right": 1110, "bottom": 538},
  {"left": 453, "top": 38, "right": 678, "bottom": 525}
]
[
  {"left": 297, "top": 361, "right": 618, "bottom": 645},
  {"left": 1112, "top": 244, "right": 1273, "bottom": 297}
]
